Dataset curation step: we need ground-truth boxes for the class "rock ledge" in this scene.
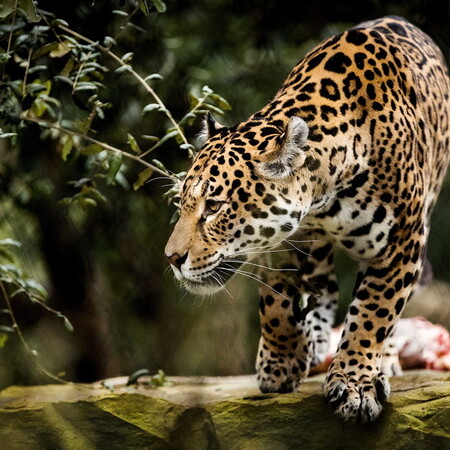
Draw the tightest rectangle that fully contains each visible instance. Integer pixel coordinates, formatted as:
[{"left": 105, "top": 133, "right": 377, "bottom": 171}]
[{"left": 1, "top": 371, "right": 450, "bottom": 449}]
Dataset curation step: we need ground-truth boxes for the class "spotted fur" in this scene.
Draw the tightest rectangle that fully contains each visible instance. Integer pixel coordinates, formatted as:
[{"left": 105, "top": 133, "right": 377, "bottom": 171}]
[{"left": 165, "top": 17, "right": 450, "bottom": 423}]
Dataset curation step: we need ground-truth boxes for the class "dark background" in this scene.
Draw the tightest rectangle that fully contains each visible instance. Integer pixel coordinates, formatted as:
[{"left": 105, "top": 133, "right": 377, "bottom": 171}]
[{"left": 0, "top": 0, "right": 449, "bottom": 387}]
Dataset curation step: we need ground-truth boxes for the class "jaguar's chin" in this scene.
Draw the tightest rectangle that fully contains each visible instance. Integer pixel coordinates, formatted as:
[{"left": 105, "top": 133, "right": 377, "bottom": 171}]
[
  {"left": 182, "top": 256, "right": 246, "bottom": 295},
  {"left": 182, "top": 279, "right": 225, "bottom": 295}
]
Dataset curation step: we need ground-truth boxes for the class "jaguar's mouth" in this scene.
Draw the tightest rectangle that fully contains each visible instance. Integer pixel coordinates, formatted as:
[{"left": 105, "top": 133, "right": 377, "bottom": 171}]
[{"left": 182, "top": 256, "right": 246, "bottom": 295}]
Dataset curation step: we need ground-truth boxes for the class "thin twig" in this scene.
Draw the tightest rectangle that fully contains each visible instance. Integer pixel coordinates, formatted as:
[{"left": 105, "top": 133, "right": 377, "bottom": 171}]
[
  {"left": 1, "top": 0, "right": 19, "bottom": 81},
  {"left": 108, "top": 4, "right": 140, "bottom": 50},
  {"left": 22, "top": 49, "right": 33, "bottom": 97},
  {"left": 0, "top": 280, "right": 70, "bottom": 384},
  {"left": 21, "top": 115, "right": 179, "bottom": 180}
]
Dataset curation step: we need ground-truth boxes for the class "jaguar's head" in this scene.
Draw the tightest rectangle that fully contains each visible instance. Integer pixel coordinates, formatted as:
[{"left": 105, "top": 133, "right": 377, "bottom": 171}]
[{"left": 165, "top": 113, "right": 311, "bottom": 295}]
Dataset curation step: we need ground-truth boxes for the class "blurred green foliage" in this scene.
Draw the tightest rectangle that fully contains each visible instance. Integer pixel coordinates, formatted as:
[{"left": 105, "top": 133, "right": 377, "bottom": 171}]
[{"left": 0, "top": 0, "right": 449, "bottom": 386}]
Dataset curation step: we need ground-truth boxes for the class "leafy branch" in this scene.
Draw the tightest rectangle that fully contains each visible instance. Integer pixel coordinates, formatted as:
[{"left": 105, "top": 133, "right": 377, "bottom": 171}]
[
  {"left": 0, "top": 0, "right": 232, "bottom": 382},
  {"left": 0, "top": 239, "right": 72, "bottom": 383},
  {"left": 0, "top": 4, "right": 231, "bottom": 199}
]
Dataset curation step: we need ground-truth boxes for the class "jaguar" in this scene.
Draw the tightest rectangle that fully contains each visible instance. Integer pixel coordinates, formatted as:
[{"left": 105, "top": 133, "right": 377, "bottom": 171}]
[{"left": 165, "top": 16, "right": 450, "bottom": 423}]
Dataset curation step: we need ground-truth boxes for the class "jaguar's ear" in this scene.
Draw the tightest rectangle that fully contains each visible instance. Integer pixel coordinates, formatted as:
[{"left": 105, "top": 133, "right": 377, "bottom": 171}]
[
  {"left": 257, "top": 116, "right": 309, "bottom": 179},
  {"left": 199, "top": 112, "right": 225, "bottom": 144}
]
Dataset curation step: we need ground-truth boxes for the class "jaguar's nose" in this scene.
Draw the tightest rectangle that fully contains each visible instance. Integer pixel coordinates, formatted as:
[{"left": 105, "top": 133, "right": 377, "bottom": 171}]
[{"left": 166, "top": 252, "right": 188, "bottom": 270}]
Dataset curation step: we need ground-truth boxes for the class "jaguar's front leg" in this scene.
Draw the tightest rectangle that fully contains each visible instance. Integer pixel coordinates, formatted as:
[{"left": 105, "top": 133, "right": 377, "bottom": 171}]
[
  {"left": 294, "top": 237, "right": 339, "bottom": 369},
  {"left": 256, "top": 271, "right": 314, "bottom": 393},
  {"left": 256, "top": 234, "right": 338, "bottom": 393},
  {"left": 324, "top": 250, "right": 424, "bottom": 423}
]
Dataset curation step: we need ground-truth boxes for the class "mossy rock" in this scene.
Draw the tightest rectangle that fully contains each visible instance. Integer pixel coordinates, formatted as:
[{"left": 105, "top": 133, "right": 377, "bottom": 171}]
[{"left": 1, "top": 371, "right": 450, "bottom": 449}]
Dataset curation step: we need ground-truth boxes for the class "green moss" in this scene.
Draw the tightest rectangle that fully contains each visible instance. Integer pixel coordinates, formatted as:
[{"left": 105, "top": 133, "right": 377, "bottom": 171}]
[{"left": 1, "top": 372, "right": 450, "bottom": 449}]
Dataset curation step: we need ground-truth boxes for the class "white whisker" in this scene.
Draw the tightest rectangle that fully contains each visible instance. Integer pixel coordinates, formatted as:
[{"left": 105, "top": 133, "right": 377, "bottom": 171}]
[
  {"left": 284, "top": 239, "right": 312, "bottom": 257},
  {"left": 211, "top": 271, "right": 234, "bottom": 299},
  {"left": 284, "top": 238, "right": 322, "bottom": 244},
  {"left": 218, "top": 267, "right": 290, "bottom": 301},
  {"left": 176, "top": 289, "right": 191, "bottom": 304},
  {"left": 145, "top": 176, "right": 178, "bottom": 185},
  {"left": 236, "top": 248, "right": 293, "bottom": 256},
  {"left": 234, "top": 240, "right": 284, "bottom": 254},
  {"left": 225, "top": 259, "right": 298, "bottom": 273},
  {"left": 221, "top": 263, "right": 264, "bottom": 280}
]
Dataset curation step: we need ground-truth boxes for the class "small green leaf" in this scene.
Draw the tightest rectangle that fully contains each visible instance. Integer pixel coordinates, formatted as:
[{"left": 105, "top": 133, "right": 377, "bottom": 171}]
[
  {"left": 73, "top": 82, "right": 100, "bottom": 92},
  {"left": 20, "top": 0, "right": 40, "bottom": 22},
  {"left": 127, "top": 133, "right": 141, "bottom": 154},
  {"left": 115, "top": 65, "right": 132, "bottom": 74},
  {"left": 32, "top": 42, "right": 59, "bottom": 59},
  {"left": 84, "top": 187, "right": 107, "bottom": 203},
  {"left": 127, "top": 368, "right": 151, "bottom": 385},
  {"left": 142, "top": 135, "right": 159, "bottom": 142},
  {"left": 178, "top": 112, "right": 196, "bottom": 127},
  {"left": 39, "top": 95, "right": 62, "bottom": 109},
  {"left": 202, "top": 85, "right": 213, "bottom": 95},
  {"left": 81, "top": 144, "right": 103, "bottom": 155},
  {"left": 61, "top": 315, "right": 74, "bottom": 332},
  {"left": 52, "top": 18, "right": 69, "bottom": 27},
  {"left": 81, "top": 198, "right": 97, "bottom": 207},
  {"left": 69, "top": 178, "right": 91, "bottom": 188},
  {"left": 144, "top": 73, "right": 163, "bottom": 82},
  {"left": 104, "top": 36, "right": 117, "bottom": 47},
  {"left": 0, "top": 325, "right": 14, "bottom": 334},
  {"left": 158, "top": 130, "right": 179, "bottom": 146},
  {"left": 0, "top": 238, "right": 21, "bottom": 248},
  {"left": 60, "top": 57, "right": 74, "bottom": 77},
  {"left": 142, "top": 103, "right": 163, "bottom": 116},
  {"left": 0, "top": 0, "right": 16, "bottom": 19},
  {"left": 24, "top": 279, "right": 47, "bottom": 298},
  {"left": 210, "top": 93, "right": 232, "bottom": 110},
  {"left": 151, "top": 0, "right": 167, "bottom": 13},
  {"left": 0, "top": 131, "right": 17, "bottom": 139},
  {"left": 133, "top": 168, "right": 153, "bottom": 190},
  {"left": 180, "top": 143, "right": 195, "bottom": 153},
  {"left": 61, "top": 136, "right": 73, "bottom": 161},
  {"left": 112, "top": 10, "right": 129, "bottom": 16},
  {"left": 28, "top": 65, "right": 48, "bottom": 74},
  {"left": 138, "top": 0, "right": 149, "bottom": 15},
  {"left": 188, "top": 93, "right": 200, "bottom": 108},
  {"left": 0, "top": 53, "right": 11, "bottom": 64},
  {"left": 151, "top": 159, "right": 167, "bottom": 172},
  {"left": 150, "top": 370, "right": 173, "bottom": 387},
  {"left": 26, "top": 83, "right": 47, "bottom": 95},
  {"left": 10, "top": 287, "right": 26, "bottom": 298},
  {"left": 50, "top": 42, "right": 71, "bottom": 58},
  {"left": 203, "top": 103, "right": 225, "bottom": 115},
  {"left": 121, "top": 52, "right": 134, "bottom": 62},
  {"left": 30, "top": 98, "right": 48, "bottom": 117},
  {"left": 106, "top": 154, "right": 122, "bottom": 185}
]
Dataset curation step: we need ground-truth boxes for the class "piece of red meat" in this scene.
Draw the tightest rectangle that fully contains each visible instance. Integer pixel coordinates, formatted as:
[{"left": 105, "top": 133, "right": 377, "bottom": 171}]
[{"left": 310, "top": 317, "right": 450, "bottom": 374}]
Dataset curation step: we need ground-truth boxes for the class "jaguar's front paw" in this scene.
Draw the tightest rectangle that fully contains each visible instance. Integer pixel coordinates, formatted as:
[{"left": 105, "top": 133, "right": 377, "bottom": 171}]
[
  {"left": 256, "top": 358, "right": 306, "bottom": 393},
  {"left": 324, "top": 370, "right": 390, "bottom": 423},
  {"left": 256, "top": 338, "right": 310, "bottom": 393}
]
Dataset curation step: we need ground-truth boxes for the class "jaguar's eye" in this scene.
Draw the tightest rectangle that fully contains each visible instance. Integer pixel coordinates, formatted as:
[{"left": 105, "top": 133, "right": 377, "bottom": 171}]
[{"left": 204, "top": 199, "right": 224, "bottom": 216}]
